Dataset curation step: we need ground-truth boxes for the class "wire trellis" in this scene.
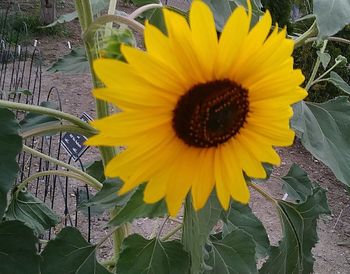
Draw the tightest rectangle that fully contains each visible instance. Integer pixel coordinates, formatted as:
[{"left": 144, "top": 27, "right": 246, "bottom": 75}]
[{"left": 1, "top": 3, "right": 93, "bottom": 243}]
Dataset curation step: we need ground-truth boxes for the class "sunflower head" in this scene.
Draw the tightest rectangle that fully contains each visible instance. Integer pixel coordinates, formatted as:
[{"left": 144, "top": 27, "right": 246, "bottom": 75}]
[{"left": 86, "top": 0, "right": 307, "bottom": 216}]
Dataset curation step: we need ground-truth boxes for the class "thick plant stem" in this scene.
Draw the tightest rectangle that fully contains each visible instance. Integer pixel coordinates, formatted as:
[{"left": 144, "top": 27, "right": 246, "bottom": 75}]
[
  {"left": 182, "top": 196, "right": 203, "bottom": 274},
  {"left": 75, "top": 0, "right": 128, "bottom": 264}
]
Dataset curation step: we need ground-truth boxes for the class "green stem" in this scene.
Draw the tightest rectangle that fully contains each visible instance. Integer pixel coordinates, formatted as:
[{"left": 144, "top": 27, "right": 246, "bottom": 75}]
[
  {"left": 294, "top": 20, "right": 317, "bottom": 49},
  {"left": 182, "top": 196, "right": 203, "bottom": 274},
  {"left": 22, "top": 145, "right": 102, "bottom": 190},
  {"left": 305, "top": 40, "right": 328, "bottom": 91},
  {"left": 21, "top": 123, "right": 96, "bottom": 139},
  {"left": 248, "top": 182, "right": 277, "bottom": 204},
  {"left": 105, "top": 0, "right": 118, "bottom": 36},
  {"left": 16, "top": 170, "right": 87, "bottom": 194},
  {"left": 76, "top": 0, "right": 129, "bottom": 265},
  {"left": 305, "top": 36, "right": 350, "bottom": 46},
  {"left": 0, "top": 100, "right": 95, "bottom": 132},
  {"left": 313, "top": 60, "right": 342, "bottom": 82}
]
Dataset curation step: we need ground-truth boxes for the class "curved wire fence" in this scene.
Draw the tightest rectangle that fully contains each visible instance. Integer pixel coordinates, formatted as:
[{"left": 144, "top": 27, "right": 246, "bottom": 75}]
[{"left": 1, "top": 3, "right": 94, "bottom": 244}]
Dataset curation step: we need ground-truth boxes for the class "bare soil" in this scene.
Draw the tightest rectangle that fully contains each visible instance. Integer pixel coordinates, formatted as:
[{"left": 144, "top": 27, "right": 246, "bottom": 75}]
[{"left": 12, "top": 1, "right": 350, "bottom": 273}]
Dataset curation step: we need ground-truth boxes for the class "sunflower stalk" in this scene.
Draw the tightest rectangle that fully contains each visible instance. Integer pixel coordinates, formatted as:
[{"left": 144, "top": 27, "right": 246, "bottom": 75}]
[
  {"left": 75, "top": 0, "right": 128, "bottom": 264},
  {"left": 182, "top": 196, "right": 205, "bottom": 274}
]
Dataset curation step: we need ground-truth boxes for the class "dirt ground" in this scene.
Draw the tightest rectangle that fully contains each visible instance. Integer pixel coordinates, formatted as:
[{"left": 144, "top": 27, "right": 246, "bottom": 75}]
[{"left": 8, "top": 1, "right": 350, "bottom": 273}]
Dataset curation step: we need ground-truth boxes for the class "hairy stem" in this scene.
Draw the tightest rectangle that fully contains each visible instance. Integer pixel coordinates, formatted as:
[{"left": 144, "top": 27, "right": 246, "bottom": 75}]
[
  {"left": 305, "top": 40, "right": 328, "bottom": 91},
  {"left": 22, "top": 144, "right": 102, "bottom": 190},
  {"left": 129, "top": 3, "right": 163, "bottom": 19},
  {"left": 248, "top": 182, "right": 277, "bottom": 204},
  {"left": 0, "top": 100, "right": 95, "bottom": 132},
  {"left": 16, "top": 170, "right": 87, "bottom": 194}
]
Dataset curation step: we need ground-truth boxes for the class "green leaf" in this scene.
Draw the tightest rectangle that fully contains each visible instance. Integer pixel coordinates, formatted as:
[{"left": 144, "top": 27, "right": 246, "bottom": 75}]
[
  {"left": 204, "top": 228, "right": 257, "bottom": 274},
  {"left": 5, "top": 189, "right": 60, "bottom": 234},
  {"left": 260, "top": 186, "right": 330, "bottom": 274},
  {"left": 9, "top": 88, "right": 32, "bottom": 96},
  {"left": 140, "top": 7, "right": 167, "bottom": 35},
  {"left": 108, "top": 184, "right": 167, "bottom": 226},
  {"left": 292, "top": 97, "right": 350, "bottom": 187},
  {"left": 48, "top": 47, "right": 90, "bottom": 74},
  {"left": 44, "top": 0, "right": 110, "bottom": 28},
  {"left": 326, "top": 71, "right": 350, "bottom": 95},
  {"left": 229, "top": 0, "right": 264, "bottom": 26},
  {"left": 222, "top": 201, "right": 270, "bottom": 258},
  {"left": 0, "top": 108, "right": 22, "bottom": 218},
  {"left": 281, "top": 164, "right": 313, "bottom": 203},
  {"left": 41, "top": 227, "right": 111, "bottom": 274},
  {"left": 316, "top": 51, "right": 331, "bottom": 69},
  {"left": 101, "top": 27, "right": 136, "bottom": 60},
  {"left": 203, "top": 0, "right": 232, "bottom": 31},
  {"left": 20, "top": 101, "right": 60, "bottom": 132},
  {"left": 313, "top": 0, "right": 350, "bottom": 37},
  {"left": 44, "top": 11, "right": 77, "bottom": 28},
  {"left": 0, "top": 220, "right": 41, "bottom": 274},
  {"left": 117, "top": 234, "right": 190, "bottom": 274},
  {"left": 81, "top": 178, "right": 134, "bottom": 211},
  {"left": 85, "top": 160, "right": 105, "bottom": 183}
]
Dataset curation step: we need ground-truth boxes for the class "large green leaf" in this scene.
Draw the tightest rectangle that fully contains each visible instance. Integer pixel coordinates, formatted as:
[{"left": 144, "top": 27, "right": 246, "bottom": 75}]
[
  {"left": 44, "top": 0, "right": 110, "bottom": 27},
  {"left": 85, "top": 160, "right": 106, "bottom": 183},
  {"left": 101, "top": 27, "right": 137, "bottom": 60},
  {"left": 229, "top": 0, "right": 264, "bottom": 26},
  {"left": 108, "top": 184, "right": 167, "bottom": 226},
  {"left": 281, "top": 164, "right": 313, "bottom": 203},
  {"left": 0, "top": 221, "right": 40, "bottom": 274},
  {"left": 5, "top": 189, "right": 60, "bottom": 234},
  {"left": 203, "top": 0, "right": 232, "bottom": 31},
  {"left": 222, "top": 201, "right": 270, "bottom": 258},
  {"left": 260, "top": 186, "right": 330, "bottom": 274},
  {"left": 48, "top": 47, "right": 90, "bottom": 73},
  {"left": 0, "top": 108, "right": 22, "bottom": 218},
  {"left": 41, "top": 227, "right": 111, "bottom": 274},
  {"left": 20, "top": 101, "right": 60, "bottom": 132},
  {"left": 313, "top": 0, "right": 350, "bottom": 37},
  {"left": 204, "top": 228, "right": 257, "bottom": 274},
  {"left": 117, "top": 234, "right": 190, "bottom": 274},
  {"left": 326, "top": 71, "right": 350, "bottom": 95},
  {"left": 292, "top": 97, "right": 350, "bottom": 187}
]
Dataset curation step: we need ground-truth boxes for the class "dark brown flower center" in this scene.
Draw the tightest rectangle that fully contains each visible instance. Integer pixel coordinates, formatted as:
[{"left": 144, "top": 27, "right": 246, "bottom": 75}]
[{"left": 172, "top": 79, "right": 249, "bottom": 148}]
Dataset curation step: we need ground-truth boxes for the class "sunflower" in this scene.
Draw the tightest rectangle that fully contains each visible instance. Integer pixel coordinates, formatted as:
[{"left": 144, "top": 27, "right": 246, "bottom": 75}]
[{"left": 86, "top": 0, "right": 307, "bottom": 216}]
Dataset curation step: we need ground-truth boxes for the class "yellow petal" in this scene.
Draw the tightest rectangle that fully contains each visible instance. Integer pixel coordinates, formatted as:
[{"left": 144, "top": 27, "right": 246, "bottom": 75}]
[
  {"left": 163, "top": 8, "right": 206, "bottom": 84},
  {"left": 165, "top": 146, "right": 200, "bottom": 216},
  {"left": 191, "top": 148, "right": 216, "bottom": 211},
  {"left": 215, "top": 6, "right": 249, "bottom": 79},
  {"left": 219, "top": 142, "right": 250, "bottom": 204},
  {"left": 121, "top": 44, "right": 188, "bottom": 92},
  {"left": 190, "top": 0, "right": 218, "bottom": 80},
  {"left": 214, "top": 147, "right": 231, "bottom": 210},
  {"left": 230, "top": 138, "right": 267, "bottom": 178}
]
